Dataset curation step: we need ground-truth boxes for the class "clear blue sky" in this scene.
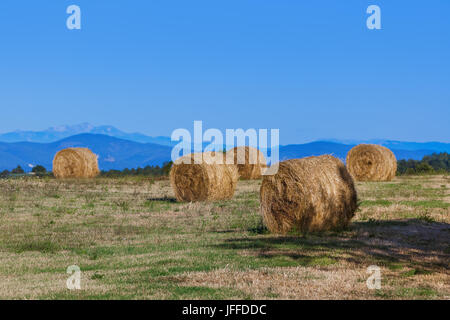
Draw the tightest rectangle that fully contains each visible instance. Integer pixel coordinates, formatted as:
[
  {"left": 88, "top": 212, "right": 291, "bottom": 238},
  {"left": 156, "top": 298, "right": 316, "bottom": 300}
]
[{"left": 0, "top": 1, "right": 449, "bottom": 143}]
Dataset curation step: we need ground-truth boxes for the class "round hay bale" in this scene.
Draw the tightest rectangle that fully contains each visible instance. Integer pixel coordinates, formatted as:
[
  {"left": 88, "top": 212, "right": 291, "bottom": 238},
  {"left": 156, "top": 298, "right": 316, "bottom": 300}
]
[
  {"left": 260, "top": 155, "right": 358, "bottom": 234},
  {"left": 170, "top": 151, "right": 239, "bottom": 202},
  {"left": 53, "top": 148, "right": 100, "bottom": 179},
  {"left": 346, "top": 144, "right": 397, "bottom": 181},
  {"left": 226, "top": 146, "right": 267, "bottom": 180}
]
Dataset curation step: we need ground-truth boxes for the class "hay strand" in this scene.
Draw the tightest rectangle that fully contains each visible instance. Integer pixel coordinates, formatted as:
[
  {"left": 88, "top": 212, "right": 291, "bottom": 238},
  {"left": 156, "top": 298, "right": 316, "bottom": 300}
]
[
  {"left": 52, "top": 148, "right": 100, "bottom": 179},
  {"left": 170, "top": 152, "right": 239, "bottom": 202},
  {"left": 260, "top": 155, "right": 358, "bottom": 234},
  {"left": 226, "top": 146, "right": 267, "bottom": 180},
  {"left": 346, "top": 144, "right": 397, "bottom": 181}
]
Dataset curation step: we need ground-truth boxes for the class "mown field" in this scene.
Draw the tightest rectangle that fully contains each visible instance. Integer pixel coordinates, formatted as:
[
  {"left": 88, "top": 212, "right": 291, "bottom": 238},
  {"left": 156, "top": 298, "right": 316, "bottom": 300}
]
[{"left": 0, "top": 175, "right": 448, "bottom": 299}]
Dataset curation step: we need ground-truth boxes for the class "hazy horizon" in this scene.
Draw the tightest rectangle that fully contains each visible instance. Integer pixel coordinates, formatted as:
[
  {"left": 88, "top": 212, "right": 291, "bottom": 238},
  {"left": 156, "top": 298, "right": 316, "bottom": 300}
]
[{"left": 1, "top": 122, "right": 449, "bottom": 144}]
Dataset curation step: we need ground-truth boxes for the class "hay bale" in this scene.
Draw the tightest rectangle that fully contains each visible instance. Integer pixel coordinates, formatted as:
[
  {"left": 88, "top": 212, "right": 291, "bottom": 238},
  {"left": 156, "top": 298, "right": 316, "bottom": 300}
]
[
  {"left": 226, "top": 146, "right": 267, "bottom": 179},
  {"left": 260, "top": 155, "right": 358, "bottom": 234},
  {"left": 53, "top": 148, "right": 100, "bottom": 179},
  {"left": 346, "top": 144, "right": 397, "bottom": 181},
  {"left": 170, "top": 151, "right": 239, "bottom": 202}
]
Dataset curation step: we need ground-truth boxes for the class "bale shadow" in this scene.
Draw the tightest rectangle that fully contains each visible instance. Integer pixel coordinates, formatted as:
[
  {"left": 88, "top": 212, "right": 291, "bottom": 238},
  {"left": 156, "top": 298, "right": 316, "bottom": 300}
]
[
  {"left": 146, "top": 196, "right": 177, "bottom": 203},
  {"left": 213, "top": 219, "right": 450, "bottom": 272}
]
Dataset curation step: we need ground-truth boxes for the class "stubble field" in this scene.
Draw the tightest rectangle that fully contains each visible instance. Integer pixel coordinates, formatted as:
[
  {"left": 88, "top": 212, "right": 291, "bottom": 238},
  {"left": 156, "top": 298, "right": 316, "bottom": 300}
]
[{"left": 0, "top": 175, "right": 448, "bottom": 299}]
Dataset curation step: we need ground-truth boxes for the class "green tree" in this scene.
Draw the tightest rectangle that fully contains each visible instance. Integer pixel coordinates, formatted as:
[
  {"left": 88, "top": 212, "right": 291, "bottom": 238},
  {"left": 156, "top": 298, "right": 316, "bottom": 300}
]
[
  {"left": 11, "top": 165, "right": 25, "bottom": 174},
  {"left": 32, "top": 165, "right": 47, "bottom": 174},
  {"left": 397, "top": 153, "right": 449, "bottom": 175},
  {"left": 162, "top": 161, "right": 173, "bottom": 175},
  {"left": 0, "top": 170, "right": 10, "bottom": 178},
  {"left": 415, "top": 162, "right": 434, "bottom": 174}
]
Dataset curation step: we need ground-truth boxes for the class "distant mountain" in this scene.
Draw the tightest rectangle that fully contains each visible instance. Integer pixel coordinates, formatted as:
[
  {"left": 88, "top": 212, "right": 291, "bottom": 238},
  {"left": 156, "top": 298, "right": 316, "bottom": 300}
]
[
  {"left": 0, "top": 134, "right": 172, "bottom": 172},
  {"left": 0, "top": 123, "right": 175, "bottom": 146},
  {"left": 2, "top": 124, "right": 448, "bottom": 156},
  {"left": 0, "top": 134, "right": 443, "bottom": 172},
  {"left": 279, "top": 141, "right": 437, "bottom": 163},
  {"left": 325, "top": 139, "right": 450, "bottom": 153}
]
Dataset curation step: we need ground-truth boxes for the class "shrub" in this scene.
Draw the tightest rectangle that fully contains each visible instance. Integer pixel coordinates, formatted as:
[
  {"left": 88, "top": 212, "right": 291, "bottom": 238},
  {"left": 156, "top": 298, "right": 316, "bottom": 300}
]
[
  {"left": 32, "top": 165, "right": 47, "bottom": 174},
  {"left": 11, "top": 166, "right": 25, "bottom": 174},
  {"left": 0, "top": 170, "right": 10, "bottom": 178}
]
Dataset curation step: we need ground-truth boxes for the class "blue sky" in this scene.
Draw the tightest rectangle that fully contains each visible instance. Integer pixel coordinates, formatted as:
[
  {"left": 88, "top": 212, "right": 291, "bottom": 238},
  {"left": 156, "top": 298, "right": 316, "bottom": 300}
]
[{"left": 0, "top": 1, "right": 449, "bottom": 144}]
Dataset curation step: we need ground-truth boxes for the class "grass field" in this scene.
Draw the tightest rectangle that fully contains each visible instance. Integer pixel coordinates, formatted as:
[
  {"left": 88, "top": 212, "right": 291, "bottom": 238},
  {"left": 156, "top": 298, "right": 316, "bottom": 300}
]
[{"left": 0, "top": 175, "right": 448, "bottom": 299}]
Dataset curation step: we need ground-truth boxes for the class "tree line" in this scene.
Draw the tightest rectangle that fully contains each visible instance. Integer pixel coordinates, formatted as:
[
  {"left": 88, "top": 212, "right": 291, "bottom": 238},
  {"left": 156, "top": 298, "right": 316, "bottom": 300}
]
[
  {"left": 0, "top": 162, "right": 173, "bottom": 178},
  {"left": 99, "top": 162, "right": 173, "bottom": 177},
  {"left": 397, "top": 153, "right": 449, "bottom": 175}
]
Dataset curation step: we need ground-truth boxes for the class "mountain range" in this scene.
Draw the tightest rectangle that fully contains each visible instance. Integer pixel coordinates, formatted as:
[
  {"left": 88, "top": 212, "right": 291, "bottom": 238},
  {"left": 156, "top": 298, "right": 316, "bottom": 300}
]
[
  {"left": 0, "top": 134, "right": 172, "bottom": 172},
  {"left": 0, "top": 123, "right": 175, "bottom": 146},
  {"left": 0, "top": 129, "right": 448, "bottom": 172},
  {"left": 3, "top": 124, "right": 449, "bottom": 153}
]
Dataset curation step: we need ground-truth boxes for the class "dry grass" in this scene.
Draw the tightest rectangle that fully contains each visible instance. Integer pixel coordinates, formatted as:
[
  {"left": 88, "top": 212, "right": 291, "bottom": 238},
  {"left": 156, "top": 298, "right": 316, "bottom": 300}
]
[
  {"left": 53, "top": 148, "right": 99, "bottom": 179},
  {"left": 260, "top": 155, "right": 358, "bottom": 234},
  {"left": 226, "top": 146, "right": 267, "bottom": 180},
  {"left": 0, "top": 175, "right": 448, "bottom": 299},
  {"left": 170, "top": 152, "right": 239, "bottom": 201},
  {"left": 346, "top": 144, "right": 397, "bottom": 181}
]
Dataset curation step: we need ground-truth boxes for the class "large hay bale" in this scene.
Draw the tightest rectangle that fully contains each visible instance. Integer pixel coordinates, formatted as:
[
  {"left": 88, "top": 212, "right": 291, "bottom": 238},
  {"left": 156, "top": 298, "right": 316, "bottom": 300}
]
[
  {"left": 170, "top": 151, "right": 239, "bottom": 202},
  {"left": 260, "top": 155, "right": 358, "bottom": 234},
  {"left": 226, "top": 146, "right": 267, "bottom": 180},
  {"left": 53, "top": 148, "right": 100, "bottom": 179},
  {"left": 346, "top": 144, "right": 397, "bottom": 181}
]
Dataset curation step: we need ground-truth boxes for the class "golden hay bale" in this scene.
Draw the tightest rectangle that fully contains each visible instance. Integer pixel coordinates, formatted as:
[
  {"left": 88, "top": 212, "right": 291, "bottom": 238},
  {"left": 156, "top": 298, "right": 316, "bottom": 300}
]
[
  {"left": 346, "top": 144, "right": 397, "bottom": 181},
  {"left": 170, "top": 151, "right": 239, "bottom": 202},
  {"left": 260, "top": 155, "right": 358, "bottom": 234},
  {"left": 226, "top": 146, "right": 267, "bottom": 180},
  {"left": 52, "top": 148, "right": 100, "bottom": 179}
]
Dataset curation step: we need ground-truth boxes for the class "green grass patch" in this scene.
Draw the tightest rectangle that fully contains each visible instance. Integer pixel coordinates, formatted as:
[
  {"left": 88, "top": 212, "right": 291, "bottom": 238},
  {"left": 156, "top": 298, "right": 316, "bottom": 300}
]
[
  {"left": 360, "top": 200, "right": 392, "bottom": 207},
  {"left": 13, "top": 240, "right": 60, "bottom": 254}
]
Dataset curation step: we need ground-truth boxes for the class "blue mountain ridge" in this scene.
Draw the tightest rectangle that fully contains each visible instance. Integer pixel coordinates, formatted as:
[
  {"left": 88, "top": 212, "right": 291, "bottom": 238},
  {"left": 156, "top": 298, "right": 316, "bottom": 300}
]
[
  {"left": 0, "top": 134, "right": 442, "bottom": 172},
  {"left": 0, "top": 123, "right": 175, "bottom": 146},
  {"left": 0, "top": 134, "right": 172, "bottom": 171},
  {"left": 324, "top": 139, "right": 450, "bottom": 153},
  {"left": 1, "top": 124, "right": 448, "bottom": 153}
]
